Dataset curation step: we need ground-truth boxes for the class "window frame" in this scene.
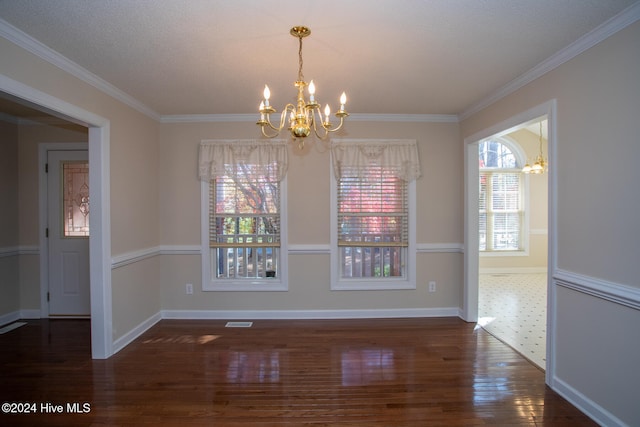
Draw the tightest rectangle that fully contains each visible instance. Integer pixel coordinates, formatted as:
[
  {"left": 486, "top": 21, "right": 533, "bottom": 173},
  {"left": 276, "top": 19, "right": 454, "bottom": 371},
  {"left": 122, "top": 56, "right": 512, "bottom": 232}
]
[
  {"left": 201, "top": 175, "right": 288, "bottom": 292},
  {"left": 478, "top": 137, "right": 530, "bottom": 257},
  {"left": 330, "top": 161, "right": 416, "bottom": 291}
]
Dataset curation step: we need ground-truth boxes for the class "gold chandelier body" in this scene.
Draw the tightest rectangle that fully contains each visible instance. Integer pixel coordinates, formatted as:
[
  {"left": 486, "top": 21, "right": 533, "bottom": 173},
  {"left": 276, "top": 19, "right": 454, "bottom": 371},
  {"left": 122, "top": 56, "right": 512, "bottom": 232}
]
[{"left": 257, "top": 26, "right": 348, "bottom": 147}]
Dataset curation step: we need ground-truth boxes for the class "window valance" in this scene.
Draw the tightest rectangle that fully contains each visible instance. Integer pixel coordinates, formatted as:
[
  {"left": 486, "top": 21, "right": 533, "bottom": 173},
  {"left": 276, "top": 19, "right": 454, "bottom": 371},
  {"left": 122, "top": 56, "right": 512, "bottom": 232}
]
[
  {"left": 331, "top": 139, "right": 422, "bottom": 182},
  {"left": 198, "top": 139, "right": 289, "bottom": 182}
]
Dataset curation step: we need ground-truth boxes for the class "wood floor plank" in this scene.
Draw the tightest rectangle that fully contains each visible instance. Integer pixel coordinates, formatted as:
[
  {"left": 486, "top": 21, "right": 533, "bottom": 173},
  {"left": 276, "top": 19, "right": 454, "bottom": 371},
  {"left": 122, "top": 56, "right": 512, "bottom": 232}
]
[{"left": 0, "top": 318, "right": 597, "bottom": 426}]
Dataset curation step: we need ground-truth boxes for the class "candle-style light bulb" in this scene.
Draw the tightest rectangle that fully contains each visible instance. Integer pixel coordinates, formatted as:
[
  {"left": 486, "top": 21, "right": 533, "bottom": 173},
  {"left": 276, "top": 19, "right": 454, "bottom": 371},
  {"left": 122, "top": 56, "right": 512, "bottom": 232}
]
[
  {"left": 263, "top": 85, "right": 271, "bottom": 106},
  {"left": 308, "top": 80, "right": 315, "bottom": 102},
  {"left": 339, "top": 92, "right": 347, "bottom": 111},
  {"left": 324, "top": 104, "right": 331, "bottom": 123}
]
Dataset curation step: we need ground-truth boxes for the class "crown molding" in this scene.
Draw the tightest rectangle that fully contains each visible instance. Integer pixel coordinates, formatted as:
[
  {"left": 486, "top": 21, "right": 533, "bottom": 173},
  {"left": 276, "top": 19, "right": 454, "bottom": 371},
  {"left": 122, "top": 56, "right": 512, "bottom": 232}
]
[
  {"left": 159, "top": 114, "right": 255, "bottom": 123},
  {"left": 3, "top": 2, "right": 638, "bottom": 125},
  {"left": 459, "top": 2, "right": 640, "bottom": 120},
  {"left": 160, "top": 113, "right": 459, "bottom": 124},
  {"left": 0, "top": 18, "right": 160, "bottom": 121}
]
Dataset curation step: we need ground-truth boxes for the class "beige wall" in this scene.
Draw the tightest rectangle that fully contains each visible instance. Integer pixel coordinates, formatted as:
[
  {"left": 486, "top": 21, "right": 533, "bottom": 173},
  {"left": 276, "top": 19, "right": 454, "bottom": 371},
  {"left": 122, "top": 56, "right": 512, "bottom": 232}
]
[
  {"left": 461, "top": 20, "right": 640, "bottom": 427},
  {"left": 158, "top": 120, "right": 463, "bottom": 311},
  {"left": 0, "top": 119, "right": 20, "bottom": 318}
]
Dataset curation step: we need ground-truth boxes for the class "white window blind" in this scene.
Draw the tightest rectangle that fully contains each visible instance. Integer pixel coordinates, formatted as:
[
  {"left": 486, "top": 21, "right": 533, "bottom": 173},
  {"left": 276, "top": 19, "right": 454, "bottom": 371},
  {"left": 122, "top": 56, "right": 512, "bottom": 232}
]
[
  {"left": 479, "top": 171, "right": 523, "bottom": 251},
  {"left": 337, "top": 165, "right": 408, "bottom": 278}
]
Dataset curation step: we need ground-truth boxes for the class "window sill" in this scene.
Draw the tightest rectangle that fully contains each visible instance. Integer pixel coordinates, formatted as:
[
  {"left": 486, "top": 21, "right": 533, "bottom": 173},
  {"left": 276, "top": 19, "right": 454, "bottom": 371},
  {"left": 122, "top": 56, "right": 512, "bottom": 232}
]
[
  {"left": 203, "top": 280, "right": 288, "bottom": 292},
  {"left": 480, "top": 250, "right": 529, "bottom": 257},
  {"left": 331, "top": 279, "right": 416, "bottom": 291}
]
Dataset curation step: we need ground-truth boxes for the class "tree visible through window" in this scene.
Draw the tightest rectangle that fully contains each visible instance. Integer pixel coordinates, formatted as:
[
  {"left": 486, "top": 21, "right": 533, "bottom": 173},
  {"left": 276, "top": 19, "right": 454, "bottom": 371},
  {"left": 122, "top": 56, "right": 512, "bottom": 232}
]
[
  {"left": 210, "top": 163, "right": 280, "bottom": 279},
  {"left": 479, "top": 139, "right": 523, "bottom": 252},
  {"left": 337, "top": 165, "right": 408, "bottom": 278}
]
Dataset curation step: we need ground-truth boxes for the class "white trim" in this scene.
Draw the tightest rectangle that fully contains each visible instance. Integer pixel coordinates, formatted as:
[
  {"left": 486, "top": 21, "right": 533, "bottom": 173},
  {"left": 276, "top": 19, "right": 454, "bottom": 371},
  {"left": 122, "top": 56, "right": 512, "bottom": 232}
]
[
  {"left": 480, "top": 267, "right": 547, "bottom": 275},
  {"left": 111, "top": 245, "right": 202, "bottom": 268},
  {"left": 552, "top": 377, "right": 628, "bottom": 427},
  {"left": 0, "top": 247, "right": 19, "bottom": 258},
  {"left": 108, "top": 243, "right": 466, "bottom": 263},
  {"left": 0, "top": 246, "right": 38, "bottom": 258},
  {"left": 19, "top": 246, "right": 39, "bottom": 255},
  {"left": 0, "top": 18, "right": 159, "bottom": 121},
  {"left": 162, "top": 307, "right": 460, "bottom": 320},
  {"left": 111, "top": 312, "right": 162, "bottom": 355},
  {"left": 111, "top": 247, "right": 160, "bottom": 269},
  {"left": 460, "top": 2, "right": 640, "bottom": 120},
  {"left": 0, "top": 310, "right": 41, "bottom": 327},
  {"left": 416, "top": 243, "right": 464, "bottom": 253},
  {"left": 20, "top": 309, "right": 40, "bottom": 319},
  {"left": 554, "top": 269, "right": 640, "bottom": 311},
  {"left": 159, "top": 113, "right": 459, "bottom": 124},
  {"left": 0, "top": 311, "right": 20, "bottom": 327},
  {"left": 288, "top": 244, "right": 331, "bottom": 255},
  {"left": 159, "top": 245, "right": 201, "bottom": 256}
]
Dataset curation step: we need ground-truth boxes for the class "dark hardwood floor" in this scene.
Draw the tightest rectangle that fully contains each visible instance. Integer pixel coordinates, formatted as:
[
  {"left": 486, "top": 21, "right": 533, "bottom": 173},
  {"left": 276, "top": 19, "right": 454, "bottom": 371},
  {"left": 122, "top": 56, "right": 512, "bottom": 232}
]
[{"left": 0, "top": 318, "right": 596, "bottom": 426}]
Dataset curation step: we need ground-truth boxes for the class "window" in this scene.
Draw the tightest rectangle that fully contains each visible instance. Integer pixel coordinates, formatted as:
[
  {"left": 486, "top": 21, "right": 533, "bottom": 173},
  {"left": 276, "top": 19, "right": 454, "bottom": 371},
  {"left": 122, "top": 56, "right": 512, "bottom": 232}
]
[
  {"left": 210, "top": 164, "right": 281, "bottom": 279},
  {"left": 479, "top": 139, "right": 524, "bottom": 252},
  {"left": 331, "top": 139, "right": 420, "bottom": 290},
  {"left": 338, "top": 165, "right": 408, "bottom": 278},
  {"left": 199, "top": 140, "right": 288, "bottom": 291}
]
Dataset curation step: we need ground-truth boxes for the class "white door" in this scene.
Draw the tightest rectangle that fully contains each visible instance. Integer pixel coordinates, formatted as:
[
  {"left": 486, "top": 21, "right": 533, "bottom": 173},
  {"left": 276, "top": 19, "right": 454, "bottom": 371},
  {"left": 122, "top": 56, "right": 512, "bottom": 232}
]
[{"left": 47, "top": 150, "right": 90, "bottom": 316}]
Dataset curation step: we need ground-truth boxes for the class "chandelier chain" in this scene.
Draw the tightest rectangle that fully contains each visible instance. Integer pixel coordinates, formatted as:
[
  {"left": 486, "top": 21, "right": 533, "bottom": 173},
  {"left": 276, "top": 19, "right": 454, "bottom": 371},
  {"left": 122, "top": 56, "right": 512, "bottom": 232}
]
[{"left": 297, "top": 35, "right": 304, "bottom": 82}]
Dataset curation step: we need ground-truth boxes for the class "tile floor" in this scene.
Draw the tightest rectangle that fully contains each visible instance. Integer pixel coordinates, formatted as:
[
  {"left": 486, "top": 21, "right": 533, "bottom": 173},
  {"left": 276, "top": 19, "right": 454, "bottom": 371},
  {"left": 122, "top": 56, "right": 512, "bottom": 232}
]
[{"left": 478, "top": 272, "right": 547, "bottom": 369}]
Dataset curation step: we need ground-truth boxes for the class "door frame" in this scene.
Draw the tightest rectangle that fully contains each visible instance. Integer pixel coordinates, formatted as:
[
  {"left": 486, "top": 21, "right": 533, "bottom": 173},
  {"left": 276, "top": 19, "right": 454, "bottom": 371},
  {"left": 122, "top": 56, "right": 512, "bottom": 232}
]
[
  {"left": 1, "top": 73, "right": 113, "bottom": 359},
  {"left": 40, "top": 144, "right": 89, "bottom": 317},
  {"left": 462, "top": 99, "right": 557, "bottom": 385}
]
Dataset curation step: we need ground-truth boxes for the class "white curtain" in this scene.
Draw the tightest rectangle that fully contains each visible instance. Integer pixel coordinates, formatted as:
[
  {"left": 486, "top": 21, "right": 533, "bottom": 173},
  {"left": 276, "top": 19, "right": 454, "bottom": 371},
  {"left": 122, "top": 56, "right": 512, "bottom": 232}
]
[
  {"left": 331, "top": 139, "right": 422, "bottom": 182},
  {"left": 198, "top": 139, "right": 289, "bottom": 182}
]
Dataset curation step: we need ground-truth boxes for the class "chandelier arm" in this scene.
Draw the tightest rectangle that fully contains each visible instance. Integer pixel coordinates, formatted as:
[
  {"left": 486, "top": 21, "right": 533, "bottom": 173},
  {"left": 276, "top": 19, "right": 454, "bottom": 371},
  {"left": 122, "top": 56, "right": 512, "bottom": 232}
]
[
  {"left": 310, "top": 108, "right": 329, "bottom": 140},
  {"left": 325, "top": 116, "right": 346, "bottom": 133},
  {"left": 260, "top": 125, "right": 282, "bottom": 139},
  {"left": 263, "top": 104, "right": 296, "bottom": 132}
]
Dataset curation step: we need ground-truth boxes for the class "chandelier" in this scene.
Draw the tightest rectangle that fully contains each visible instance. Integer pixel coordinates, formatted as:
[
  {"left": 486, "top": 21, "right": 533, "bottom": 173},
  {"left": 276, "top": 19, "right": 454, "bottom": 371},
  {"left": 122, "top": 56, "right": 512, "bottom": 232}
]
[
  {"left": 522, "top": 121, "right": 547, "bottom": 174},
  {"left": 257, "top": 26, "right": 348, "bottom": 147}
]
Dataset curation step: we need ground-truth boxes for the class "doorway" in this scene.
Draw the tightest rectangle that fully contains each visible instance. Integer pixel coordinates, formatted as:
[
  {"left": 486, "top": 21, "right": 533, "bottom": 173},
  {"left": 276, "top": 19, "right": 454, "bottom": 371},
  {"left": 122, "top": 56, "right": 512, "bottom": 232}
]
[
  {"left": 46, "top": 148, "right": 90, "bottom": 316},
  {"left": 463, "top": 100, "right": 557, "bottom": 383},
  {"left": 476, "top": 121, "right": 548, "bottom": 369},
  {"left": 0, "top": 75, "right": 112, "bottom": 359}
]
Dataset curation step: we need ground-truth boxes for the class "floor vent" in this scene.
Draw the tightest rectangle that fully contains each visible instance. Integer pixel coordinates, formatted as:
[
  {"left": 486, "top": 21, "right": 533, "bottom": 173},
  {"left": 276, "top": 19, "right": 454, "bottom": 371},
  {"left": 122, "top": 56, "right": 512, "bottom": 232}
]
[
  {"left": 0, "top": 321, "right": 27, "bottom": 335},
  {"left": 225, "top": 321, "right": 253, "bottom": 328}
]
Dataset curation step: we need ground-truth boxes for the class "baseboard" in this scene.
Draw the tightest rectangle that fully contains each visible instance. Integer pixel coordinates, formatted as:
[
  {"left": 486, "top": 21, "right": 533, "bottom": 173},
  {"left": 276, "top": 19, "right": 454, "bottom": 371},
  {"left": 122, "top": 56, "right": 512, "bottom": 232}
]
[
  {"left": 112, "top": 312, "right": 162, "bottom": 355},
  {"left": 20, "top": 309, "right": 41, "bottom": 319},
  {"left": 480, "top": 267, "right": 548, "bottom": 274},
  {"left": 161, "top": 307, "right": 460, "bottom": 320},
  {"left": 552, "top": 376, "right": 628, "bottom": 427},
  {"left": 0, "top": 311, "right": 20, "bottom": 327}
]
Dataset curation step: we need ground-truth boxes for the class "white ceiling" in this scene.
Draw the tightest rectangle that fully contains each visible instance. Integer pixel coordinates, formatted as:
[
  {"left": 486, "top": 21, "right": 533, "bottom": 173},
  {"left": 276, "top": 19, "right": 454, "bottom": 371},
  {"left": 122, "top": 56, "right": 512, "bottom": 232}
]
[{"left": 0, "top": 0, "right": 638, "bottom": 118}]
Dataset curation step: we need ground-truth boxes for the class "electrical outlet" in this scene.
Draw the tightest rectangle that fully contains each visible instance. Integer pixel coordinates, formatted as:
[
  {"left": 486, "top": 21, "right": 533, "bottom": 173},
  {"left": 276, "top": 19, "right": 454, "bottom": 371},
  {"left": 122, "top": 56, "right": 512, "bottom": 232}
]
[
  {"left": 428, "top": 281, "right": 436, "bottom": 293},
  {"left": 185, "top": 283, "right": 193, "bottom": 295}
]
